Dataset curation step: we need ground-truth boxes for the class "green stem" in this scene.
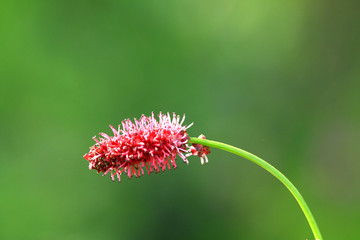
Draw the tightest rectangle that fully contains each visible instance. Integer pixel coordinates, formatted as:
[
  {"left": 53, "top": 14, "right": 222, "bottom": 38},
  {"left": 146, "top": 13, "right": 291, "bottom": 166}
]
[{"left": 189, "top": 137, "right": 322, "bottom": 240}]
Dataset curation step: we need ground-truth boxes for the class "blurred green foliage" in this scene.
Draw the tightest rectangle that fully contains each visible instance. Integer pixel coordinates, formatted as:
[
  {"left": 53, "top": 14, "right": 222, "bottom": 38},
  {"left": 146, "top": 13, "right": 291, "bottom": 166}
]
[{"left": 1, "top": 0, "right": 359, "bottom": 239}]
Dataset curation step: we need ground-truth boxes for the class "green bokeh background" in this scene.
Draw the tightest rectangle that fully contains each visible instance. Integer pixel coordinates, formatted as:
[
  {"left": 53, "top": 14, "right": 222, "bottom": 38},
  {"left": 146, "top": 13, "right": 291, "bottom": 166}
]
[{"left": 1, "top": 1, "right": 359, "bottom": 239}]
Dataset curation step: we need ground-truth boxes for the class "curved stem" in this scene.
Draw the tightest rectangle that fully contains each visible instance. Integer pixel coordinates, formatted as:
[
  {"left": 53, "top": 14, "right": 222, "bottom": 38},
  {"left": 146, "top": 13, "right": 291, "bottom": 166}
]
[{"left": 189, "top": 137, "right": 322, "bottom": 240}]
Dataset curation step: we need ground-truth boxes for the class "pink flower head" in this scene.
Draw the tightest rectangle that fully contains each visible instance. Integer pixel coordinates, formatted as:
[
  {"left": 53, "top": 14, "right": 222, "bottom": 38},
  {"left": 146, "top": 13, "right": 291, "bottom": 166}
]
[{"left": 83, "top": 112, "right": 209, "bottom": 182}]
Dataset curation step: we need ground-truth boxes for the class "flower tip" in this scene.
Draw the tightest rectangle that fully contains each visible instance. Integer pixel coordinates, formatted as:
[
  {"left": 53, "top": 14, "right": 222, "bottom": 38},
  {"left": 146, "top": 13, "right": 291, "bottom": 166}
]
[{"left": 83, "top": 112, "right": 209, "bottom": 182}]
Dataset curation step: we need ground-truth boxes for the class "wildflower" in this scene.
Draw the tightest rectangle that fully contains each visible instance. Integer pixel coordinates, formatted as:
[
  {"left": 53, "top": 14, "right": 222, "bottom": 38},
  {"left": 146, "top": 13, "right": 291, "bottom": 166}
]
[{"left": 83, "top": 112, "right": 210, "bottom": 182}]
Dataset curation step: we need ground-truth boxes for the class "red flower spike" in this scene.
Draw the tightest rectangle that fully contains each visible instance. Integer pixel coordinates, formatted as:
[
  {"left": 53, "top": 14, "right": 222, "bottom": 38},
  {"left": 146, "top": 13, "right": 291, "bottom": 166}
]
[{"left": 83, "top": 112, "right": 210, "bottom": 182}]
